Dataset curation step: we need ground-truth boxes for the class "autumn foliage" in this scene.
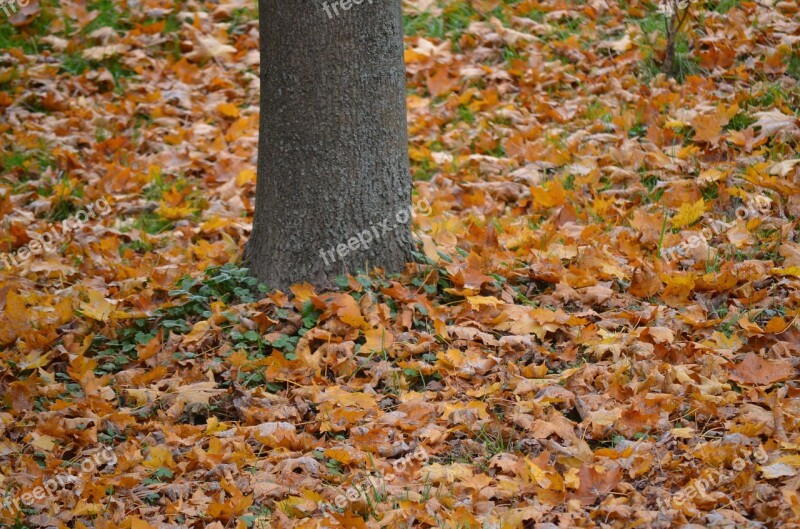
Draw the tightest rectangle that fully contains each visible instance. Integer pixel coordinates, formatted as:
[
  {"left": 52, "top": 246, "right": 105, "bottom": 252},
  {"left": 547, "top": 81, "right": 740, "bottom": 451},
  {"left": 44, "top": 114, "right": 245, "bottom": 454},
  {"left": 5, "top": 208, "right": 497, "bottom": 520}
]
[{"left": 0, "top": 0, "right": 799, "bottom": 528}]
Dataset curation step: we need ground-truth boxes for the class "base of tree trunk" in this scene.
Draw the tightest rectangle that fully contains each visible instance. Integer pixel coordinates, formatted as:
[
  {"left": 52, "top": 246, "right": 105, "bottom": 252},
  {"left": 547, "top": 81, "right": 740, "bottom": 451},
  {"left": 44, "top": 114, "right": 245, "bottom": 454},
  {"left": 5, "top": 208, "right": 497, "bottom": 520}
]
[{"left": 246, "top": 0, "right": 413, "bottom": 290}]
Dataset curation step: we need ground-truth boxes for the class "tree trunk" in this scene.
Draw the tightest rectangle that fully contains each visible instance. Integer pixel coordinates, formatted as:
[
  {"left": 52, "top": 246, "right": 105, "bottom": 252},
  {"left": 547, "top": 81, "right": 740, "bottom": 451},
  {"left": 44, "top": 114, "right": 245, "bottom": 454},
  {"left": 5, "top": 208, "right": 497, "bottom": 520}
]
[
  {"left": 663, "top": 31, "right": 676, "bottom": 77},
  {"left": 246, "top": 0, "right": 412, "bottom": 290}
]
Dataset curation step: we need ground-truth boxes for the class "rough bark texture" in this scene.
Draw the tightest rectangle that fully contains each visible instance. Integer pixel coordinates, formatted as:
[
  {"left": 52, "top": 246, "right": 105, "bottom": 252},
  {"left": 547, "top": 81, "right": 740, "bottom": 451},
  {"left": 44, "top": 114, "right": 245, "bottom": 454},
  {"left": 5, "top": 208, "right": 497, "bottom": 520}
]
[{"left": 245, "top": 0, "right": 412, "bottom": 290}]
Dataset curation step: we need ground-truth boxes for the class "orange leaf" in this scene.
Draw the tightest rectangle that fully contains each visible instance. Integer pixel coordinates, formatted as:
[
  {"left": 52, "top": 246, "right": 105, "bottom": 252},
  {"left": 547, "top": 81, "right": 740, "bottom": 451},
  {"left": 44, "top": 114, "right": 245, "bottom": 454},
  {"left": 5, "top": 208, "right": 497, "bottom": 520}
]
[
  {"left": 217, "top": 102, "right": 240, "bottom": 118},
  {"left": 426, "top": 67, "right": 459, "bottom": 97},
  {"left": 728, "top": 353, "right": 794, "bottom": 385}
]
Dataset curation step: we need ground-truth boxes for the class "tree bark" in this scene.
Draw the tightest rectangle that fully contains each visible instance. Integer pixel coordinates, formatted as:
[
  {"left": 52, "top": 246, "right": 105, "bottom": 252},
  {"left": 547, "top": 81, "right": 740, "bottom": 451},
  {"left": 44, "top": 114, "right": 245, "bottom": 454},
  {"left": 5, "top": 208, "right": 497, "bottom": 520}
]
[{"left": 246, "top": 0, "right": 412, "bottom": 290}]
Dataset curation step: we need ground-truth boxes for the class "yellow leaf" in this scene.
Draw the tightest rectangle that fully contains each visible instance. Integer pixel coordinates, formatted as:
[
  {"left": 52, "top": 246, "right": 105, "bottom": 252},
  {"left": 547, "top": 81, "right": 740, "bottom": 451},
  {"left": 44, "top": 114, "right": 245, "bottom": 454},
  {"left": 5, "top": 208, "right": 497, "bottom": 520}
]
[
  {"left": 80, "top": 290, "right": 117, "bottom": 322},
  {"left": 143, "top": 445, "right": 175, "bottom": 469},
  {"left": 156, "top": 202, "right": 194, "bottom": 220},
  {"left": 676, "top": 144, "right": 701, "bottom": 159},
  {"left": 73, "top": 500, "right": 105, "bottom": 516},
  {"left": 660, "top": 272, "right": 696, "bottom": 306},
  {"left": 670, "top": 427, "right": 695, "bottom": 439},
  {"left": 126, "top": 388, "right": 159, "bottom": 407},
  {"left": 363, "top": 326, "right": 393, "bottom": 354},
  {"left": 324, "top": 447, "right": 354, "bottom": 465},
  {"left": 501, "top": 506, "right": 542, "bottom": 529},
  {"left": 671, "top": 199, "right": 705, "bottom": 228},
  {"left": 698, "top": 168, "right": 726, "bottom": 184},
  {"left": 130, "top": 519, "right": 156, "bottom": 529},
  {"left": 289, "top": 282, "right": 315, "bottom": 303},
  {"left": 565, "top": 467, "right": 581, "bottom": 489},
  {"left": 208, "top": 436, "right": 224, "bottom": 455},
  {"left": 530, "top": 181, "right": 566, "bottom": 210},
  {"left": 18, "top": 351, "right": 50, "bottom": 370},
  {"left": 332, "top": 294, "right": 368, "bottom": 329},
  {"left": 320, "top": 387, "right": 376, "bottom": 409},
  {"left": 466, "top": 295, "right": 502, "bottom": 308},
  {"left": 217, "top": 102, "right": 240, "bottom": 118},
  {"left": 31, "top": 433, "right": 57, "bottom": 451},
  {"left": 592, "top": 195, "right": 615, "bottom": 217},
  {"left": 225, "top": 114, "right": 257, "bottom": 142},
  {"left": 419, "top": 463, "right": 473, "bottom": 484},
  {"left": 236, "top": 168, "right": 256, "bottom": 186},
  {"left": 276, "top": 495, "right": 316, "bottom": 518},
  {"left": 777, "top": 455, "right": 800, "bottom": 466},
  {"left": 772, "top": 267, "right": 800, "bottom": 278},
  {"left": 206, "top": 416, "right": 227, "bottom": 435},
  {"left": 441, "top": 400, "right": 490, "bottom": 421},
  {"left": 664, "top": 119, "right": 689, "bottom": 129},
  {"left": 467, "top": 381, "right": 503, "bottom": 398},
  {"left": 182, "top": 320, "right": 210, "bottom": 344},
  {"left": 524, "top": 458, "right": 557, "bottom": 489}
]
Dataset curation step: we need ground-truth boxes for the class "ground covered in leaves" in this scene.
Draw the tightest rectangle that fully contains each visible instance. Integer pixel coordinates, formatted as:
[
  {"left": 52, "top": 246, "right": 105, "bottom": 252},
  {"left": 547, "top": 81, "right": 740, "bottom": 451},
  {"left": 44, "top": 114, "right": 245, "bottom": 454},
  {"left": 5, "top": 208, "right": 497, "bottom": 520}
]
[{"left": 1, "top": 0, "right": 800, "bottom": 527}]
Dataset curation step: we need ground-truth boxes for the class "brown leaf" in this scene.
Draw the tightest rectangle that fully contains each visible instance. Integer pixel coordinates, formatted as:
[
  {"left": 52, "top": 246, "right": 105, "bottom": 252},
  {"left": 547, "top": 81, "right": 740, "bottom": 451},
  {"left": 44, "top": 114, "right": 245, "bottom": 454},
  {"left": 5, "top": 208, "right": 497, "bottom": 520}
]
[
  {"left": 728, "top": 353, "right": 794, "bottom": 385},
  {"left": 8, "top": 0, "right": 40, "bottom": 26}
]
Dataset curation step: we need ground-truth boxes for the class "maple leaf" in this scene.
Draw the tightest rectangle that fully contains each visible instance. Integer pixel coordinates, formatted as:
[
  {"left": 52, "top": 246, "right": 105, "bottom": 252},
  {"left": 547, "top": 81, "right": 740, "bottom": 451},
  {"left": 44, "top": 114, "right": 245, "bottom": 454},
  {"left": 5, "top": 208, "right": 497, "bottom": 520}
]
[
  {"left": 728, "top": 353, "right": 794, "bottom": 385},
  {"left": 216, "top": 102, "right": 240, "bottom": 119},
  {"left": 671, "top": 198, "right": 705, "bottom": 228},
  {"left": 2, "top": 1, "right": 799, "bottom": 526},
  {"left": 79, "top": 290, "right": 118, "bottom": 321},
  {"left": 142, "top": 445, "right": 175, "bottom": 469},
  {"left": 753, "top": 109, "right": 799, "bottom": 138},
  {"left": 568, "top": 465, "right": 622, "bottom": 505},
  {"left": 7, "top": 0, "right": 40, "bottom": 26}
]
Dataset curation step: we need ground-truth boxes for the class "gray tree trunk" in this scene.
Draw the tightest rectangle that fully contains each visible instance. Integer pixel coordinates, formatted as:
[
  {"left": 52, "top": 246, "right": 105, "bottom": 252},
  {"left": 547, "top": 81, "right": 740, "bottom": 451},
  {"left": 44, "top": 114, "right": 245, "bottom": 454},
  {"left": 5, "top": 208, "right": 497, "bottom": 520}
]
[{"left": 245, "top": 0, "right": 412, "bottom": 290}]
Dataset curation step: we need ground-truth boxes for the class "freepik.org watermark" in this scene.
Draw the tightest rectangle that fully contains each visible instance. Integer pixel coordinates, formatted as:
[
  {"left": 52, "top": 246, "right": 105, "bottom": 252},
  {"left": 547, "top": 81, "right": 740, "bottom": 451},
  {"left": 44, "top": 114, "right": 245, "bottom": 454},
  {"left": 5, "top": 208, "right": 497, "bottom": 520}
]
[
  {"left": 318, "top": 198, "right": 432, "bottom": 268},
  {"left": 660, "top": 194, "right": 777, "bottom": 262},
  {"left": 321, "top": 0, "right": 376, "bottom": 20},
  {"left": 318, "top": 446, "right": 429, "bottom": 515},
  {"left": 0, "top": 196, "right": 111, "bottom": 271},
  {"left": 1, "top": 446, "right": 117, "bottom": 516},
  {"left": 0, "top": 0, "right": 30, "bottom": 18},
  {"left": 657, "top": 444, "right": 768, "bottom": 510},
  {"left": 657, "top": 0, "right": 701, "bottom": 17}
]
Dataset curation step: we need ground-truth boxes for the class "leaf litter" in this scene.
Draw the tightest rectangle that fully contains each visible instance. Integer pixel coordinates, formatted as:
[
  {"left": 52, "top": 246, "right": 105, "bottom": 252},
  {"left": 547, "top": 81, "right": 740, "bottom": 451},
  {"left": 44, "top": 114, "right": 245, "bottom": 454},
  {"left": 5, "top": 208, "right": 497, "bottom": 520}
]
[{"left": 0, "top": 0, "right": 799, "bottom": 527}]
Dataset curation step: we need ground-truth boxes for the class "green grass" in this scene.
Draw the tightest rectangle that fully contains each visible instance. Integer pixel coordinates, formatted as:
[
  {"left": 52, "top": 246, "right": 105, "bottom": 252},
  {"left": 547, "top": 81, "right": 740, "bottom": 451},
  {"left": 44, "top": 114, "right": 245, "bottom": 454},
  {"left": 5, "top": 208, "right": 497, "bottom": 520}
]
[
  {"left": 639, "top": 11, "right": 666, "bottom": 36},
  {"left": 788, "top": 53, "right": 800, "bottom": 81},
  {"left": 83, "top": 0, "right": 131, "bottom": 33},
  {"left": 133, "top": 211, "right": 174, "bottom": 235},
  {"left": 59, "top": 53, "right": 136, "bottom": 92},
  {"left": 671, "top": 43, "right": 702, "bottom": 81},
  {"left": 629, "top": 122, "right": 648, "bottom": 139},
  {"left": 584, "top": 100, "right": 611, "bottom": 122},
  {"left": 701, "top": 183, "right": 719, "bottom": 201},
  {"left": 474, "top": 426, "right": 510, "bottom": 457},
  {"left": 726, "top": 111, "right": 757, "bottom": 131},
  {"left": 636, "top": 10, "right": 670, "bottom": 81},
  {"left": 0, "top": 145, "right": 56, "bottom": 186},
  {"left": 403, "top": 2, "right": 480, "bottom": 41},
  {"left": 0, "top": 0, "right": 58, "bottom": 54},
  {"left": 413, "top": 158, "right": 437, "bottom": 182},
  {"left": 229, "top": 5, "right": 259, "bottom": 35},
  {"left": 636, "top": 7, "right": 703, "bottom": 83},
  {"left": 404, "top": 13, "right": 445, "bottom": 39},
  {"left": 714, "top": 0, "right": 743, "bottom": 13},
  {"left": 641, "top": 174, "right": 659, "bottom": 193},
  {"left": 47, "top": 198, "right": 80, "bottom": 222},
  {"left": 747, "top": 83, "right": 789, "bottom": 108},
  {"left": 0, "top": 151, "right": 32, "bottom": 172},
  {"left": 541, "top": 15, "right": 585, "bottom": 43},
  {"left": 458, "top": 105, "right": 476, "bottom": 124}
]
